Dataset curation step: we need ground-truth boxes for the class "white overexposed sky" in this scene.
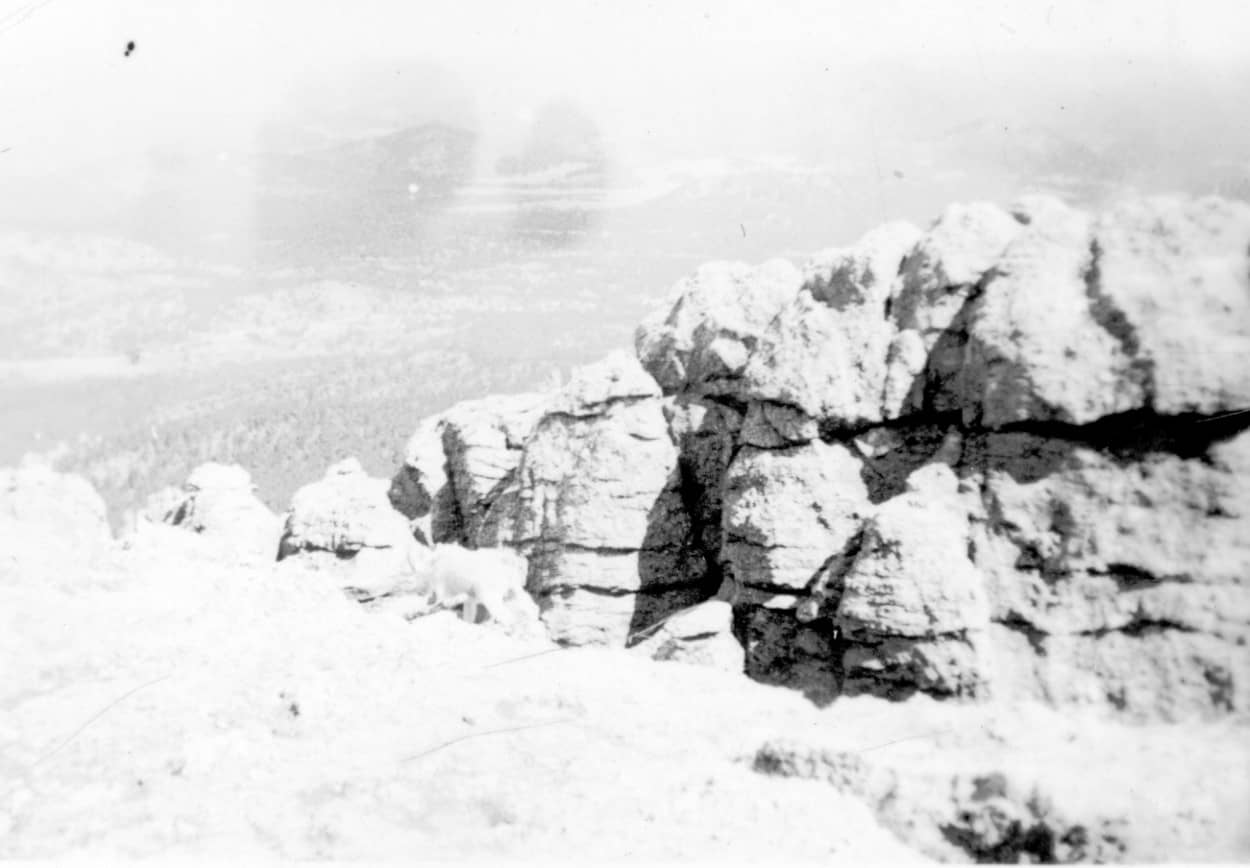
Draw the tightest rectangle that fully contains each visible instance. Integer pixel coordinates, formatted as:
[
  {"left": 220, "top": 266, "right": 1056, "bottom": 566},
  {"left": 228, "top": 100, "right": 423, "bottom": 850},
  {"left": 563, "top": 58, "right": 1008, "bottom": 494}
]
[{"left": 0, "top": 0, "right": 1247, "bottom": 177}]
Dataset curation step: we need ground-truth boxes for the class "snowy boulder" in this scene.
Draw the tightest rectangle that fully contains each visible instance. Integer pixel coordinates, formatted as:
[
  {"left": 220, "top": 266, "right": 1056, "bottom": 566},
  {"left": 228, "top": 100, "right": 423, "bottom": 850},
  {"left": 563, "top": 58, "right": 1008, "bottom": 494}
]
[
  {"left": 628, "top": 600, "right": 745, "bottom": 673},
  {"left": 152, "top": 462, "right": 282, "bottom": 563},
  {"left": 184, "top": 462, "right": 253, "bottom": 494},
  {"left": 280, "top": 458, "right": 413, "bottom": 558},
  {"left": 0, "top": 460, "right": 110, "bottom": 545},
  {"left": 277, "top": 458, "right": 423, "bottom": 603},
  {"left": 0, "top": 461, "right": 111, "bottom": 576}
]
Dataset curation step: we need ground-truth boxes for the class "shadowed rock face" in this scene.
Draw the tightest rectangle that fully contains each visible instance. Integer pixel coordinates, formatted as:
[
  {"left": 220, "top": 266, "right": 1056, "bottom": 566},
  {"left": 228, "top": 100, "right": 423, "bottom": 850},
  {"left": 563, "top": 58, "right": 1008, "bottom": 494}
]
[
  {"left": 393, "top": 193, "right": 1249, "bottom": 719},
  {"left": 391, "top": 352, "right": 713, "bottom": 646},
  {"left": 389, "top": 392, "right": 551, "bottom": 548},
  {"left": 721, "top": 195, "right": 1250, "bottom": 719}
]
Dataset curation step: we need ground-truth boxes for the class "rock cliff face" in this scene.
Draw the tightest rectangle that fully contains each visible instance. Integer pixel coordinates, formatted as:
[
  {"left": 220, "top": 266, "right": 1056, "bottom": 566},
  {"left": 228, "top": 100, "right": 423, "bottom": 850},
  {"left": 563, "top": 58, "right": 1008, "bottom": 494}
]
[
  {"left": 390, "top": 352, "right": 713, "bottom": 645},
  {"left": 643, "top": 193, "right": 1250, "bottom": 719},
  {"left": 398, "top": 193, "right": 1250, "bottom": 720},
  {"left": 389, "top": 392, "right": 551, "bottom": 546}
]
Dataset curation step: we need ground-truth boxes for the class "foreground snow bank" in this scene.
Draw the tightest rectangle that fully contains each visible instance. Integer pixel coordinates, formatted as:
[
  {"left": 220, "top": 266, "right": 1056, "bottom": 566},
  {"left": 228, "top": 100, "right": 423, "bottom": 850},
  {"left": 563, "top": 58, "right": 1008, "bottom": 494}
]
[
  {"left": 1, "top": 510, "right": 923, "bottom": 860},
  {"left": 4, "top": 483, "right": 1248, "bottom": 861}
]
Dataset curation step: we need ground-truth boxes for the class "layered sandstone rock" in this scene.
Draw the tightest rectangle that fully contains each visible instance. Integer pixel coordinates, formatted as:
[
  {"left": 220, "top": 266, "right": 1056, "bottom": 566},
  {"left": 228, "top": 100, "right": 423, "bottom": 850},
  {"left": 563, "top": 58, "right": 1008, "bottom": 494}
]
[
  {"left": 281, "top": 458, "right": 412, "bottom": 558},
  {"left": 279, "top": 458, "right": 418, "bottom": 599},
  {"left": 390, "top": 353, "right": 715, "bottom": 646},
  {"left": 625, "top": 193, "right": 1250, "bottom": 720},
  {"left": 480, "top": 351, "right": 711, "bottom": 645},
  {"left": 385, "top": 193, "right": 1248, "bottom": 719},
  {"left": 388, "top": 392, "right": 550, "bottom": 546}
]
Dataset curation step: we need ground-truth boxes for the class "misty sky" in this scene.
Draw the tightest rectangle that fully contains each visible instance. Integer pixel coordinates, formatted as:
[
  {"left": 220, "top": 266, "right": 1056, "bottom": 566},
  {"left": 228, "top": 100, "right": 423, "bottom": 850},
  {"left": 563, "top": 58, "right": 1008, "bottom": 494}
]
[{"left": 2, "top": 0, "right": 1248, "bottom": 176}]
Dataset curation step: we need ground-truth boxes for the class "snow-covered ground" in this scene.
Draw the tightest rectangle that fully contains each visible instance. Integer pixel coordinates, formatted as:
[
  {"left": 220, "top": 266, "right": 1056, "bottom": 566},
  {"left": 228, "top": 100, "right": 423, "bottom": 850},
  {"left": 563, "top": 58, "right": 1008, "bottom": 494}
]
[
  {"left": 1, "top": 521, "right": 922, "bottom": 860},
  {"left": 3, "top": 507, "right": 1247, "bottom": 861}
]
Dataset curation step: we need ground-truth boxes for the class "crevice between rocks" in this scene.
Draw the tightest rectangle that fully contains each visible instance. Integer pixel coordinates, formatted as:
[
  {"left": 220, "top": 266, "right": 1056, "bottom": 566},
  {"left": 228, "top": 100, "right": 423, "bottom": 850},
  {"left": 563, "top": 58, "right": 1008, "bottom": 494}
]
[
  {"left": 818, "top": 409, "right": 963, "bottom": 447},
  {"left": 995, "top": 614, "right": 1048, "bottom": 655},
  {"left": 994, "top": 612, "right": 1201, "bottom": 649},
  {"left": 540, "top": 394, "right": 654, "bottom": 424},
  {"left": 1082, "top": 238, "right": 1157, "bottom": 409},
  {"left": 1080, "top": 618, "right": 1199, "bottom": 639},
  {"left": 540, "top": 580, "right": 706, "bottom": 599},
  {"left": 674, "top": 453, "right": 724, "bottom": 597},
  {"left": 983, "top": 408, "right": 1250, "bottom": 462}
]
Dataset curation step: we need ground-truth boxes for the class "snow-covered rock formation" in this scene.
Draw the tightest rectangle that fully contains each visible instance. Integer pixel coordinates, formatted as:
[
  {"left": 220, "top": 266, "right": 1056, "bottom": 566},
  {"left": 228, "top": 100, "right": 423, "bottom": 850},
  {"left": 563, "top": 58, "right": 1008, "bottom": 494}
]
[
  {"left": 639, "top": 193, "right": 1250, "bottom": 720},
  {"left": 141, "top": 462, "right": 281, "bottom": 564},
  {"left": 4, "top": 193, "right": 1250, "bottom": 862},
  {"left": 399, "top": 194, "right": 1250, "bottom": 722}
]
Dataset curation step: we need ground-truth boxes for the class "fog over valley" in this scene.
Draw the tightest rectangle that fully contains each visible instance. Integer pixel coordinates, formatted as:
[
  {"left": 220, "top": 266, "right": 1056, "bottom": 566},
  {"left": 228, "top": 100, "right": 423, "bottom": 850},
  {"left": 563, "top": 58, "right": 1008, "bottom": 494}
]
[{"left": 1, "top": 0, "right": 1247, "bottom": 520}]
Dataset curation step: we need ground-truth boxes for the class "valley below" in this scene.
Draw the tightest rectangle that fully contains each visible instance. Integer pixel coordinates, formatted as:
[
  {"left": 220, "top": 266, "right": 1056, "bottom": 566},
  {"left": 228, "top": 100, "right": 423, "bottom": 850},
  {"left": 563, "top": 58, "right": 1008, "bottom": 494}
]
[{"left": 0, "top": 151, "right": 1050, "bottom": 524}]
